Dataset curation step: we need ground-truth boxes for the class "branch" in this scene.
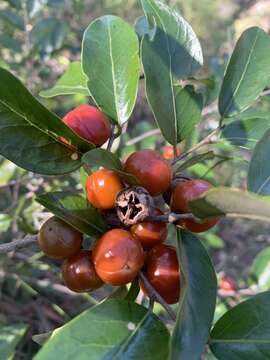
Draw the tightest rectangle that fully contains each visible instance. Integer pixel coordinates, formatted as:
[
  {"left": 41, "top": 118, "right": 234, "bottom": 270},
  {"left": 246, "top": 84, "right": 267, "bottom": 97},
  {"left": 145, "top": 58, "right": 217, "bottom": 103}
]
[
  {"left": 139, "top": 271, "right": 176, "bottom": 321},
  {"left": 172, "top": 127, "right": 224, "bottom": 166},
  {"left": 146, "top": 212, "right": 194, "bottom": 223},
  {"left": 0, "top": 235, "right": 37, "bottom": 254},
  {"left": 107, "top": 124, "right": 116, "bottom": 152},
  {"left": 125, "top": 129, "right": 161, "bottom": 146}
]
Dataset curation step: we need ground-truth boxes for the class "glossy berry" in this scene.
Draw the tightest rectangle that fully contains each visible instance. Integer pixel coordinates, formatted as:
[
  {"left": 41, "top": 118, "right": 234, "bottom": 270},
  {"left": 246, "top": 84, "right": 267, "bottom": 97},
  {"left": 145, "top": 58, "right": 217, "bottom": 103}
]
[
  {"left": 92, "top": 229, "right": 144, "bottom": 286},
  {"left": 86, "top": 168, "right": 123, "bottom": 210},
  {"left": 38, "top": 216, "right": 82, "bottom": 259},
  {"left": 62, "top": 250, "right": 103, "bottom": 292},
  {"left": 220, "top": 276, "right": 236, "bottom": 292},
  {"left": 170, "top": 179, "right": 219, "bottom": 233},
  {"left": 141, "top": 244, "right": 180, "bottom": 304},
  {"left": 63, "top": 105, "right": 112, "bottom": 146},
  {"left": 162, "top": 145, "right": 181, "bottom": 160},
  {"left": 124, "top": 149, "right": 172, "bottom": 196},
  {"left": 131, "top": 208, "right": 168, "bottom": 249}
]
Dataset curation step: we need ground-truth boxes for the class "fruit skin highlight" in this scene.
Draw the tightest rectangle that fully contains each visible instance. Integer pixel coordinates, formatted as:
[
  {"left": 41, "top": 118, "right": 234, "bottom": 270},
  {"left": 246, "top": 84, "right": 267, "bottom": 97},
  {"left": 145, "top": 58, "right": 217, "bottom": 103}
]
[
  {"left": 38, "top": 216, "right": 82, "bottom": 259},
  {"left": 62, "top": 250, "right": 103, "bottom": 292},
  {"left": 141, "top": 244, "right": 180, "bottom": 304},
  {"left": 131, "top": 208, "right": 168, "bottom": 249},
  {"left": 86, "top": 169, "right": 123, "bottom": 210},
  {"left": 124, "top": 149, "right": 172, "bottom": 196},
  {"left": 171, "top": 179, "right": 219, "bottom": 233},
  {"left": 92, "top": 229, "right": 145, "bottom": 286},
  {"left": 63, "top": 105, "right": 112, "bottom": 146}
]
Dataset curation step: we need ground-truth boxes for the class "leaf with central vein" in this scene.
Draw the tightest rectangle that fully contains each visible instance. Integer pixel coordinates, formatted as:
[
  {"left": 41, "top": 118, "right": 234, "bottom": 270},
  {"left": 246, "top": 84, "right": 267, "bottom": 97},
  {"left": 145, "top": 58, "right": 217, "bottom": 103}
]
[
  {"left": 140, "top": 0, "right": 203, "bottom": 145},
  {"left": 248, "top": 128, "right": 270, "bottom": 195},
  {"left": 39, "top": 62, "right": 89, "bottom": 98},
  {"left": 210, "top": 291, "right": 270, "bottom": 360},
  {"left": 170, "top": 230, "right": 217, "bottom": 360},
  {"left": 36, "top": 192, "right": 106, "bottom": 237},
  {"left": 189, "top": 187, "right": 270, "bottom": 223},
  {"left": 219, "top": 27, "right": 270, "bottom": 118},
  {"left": 82, "top": 15, "right": 140, "bottom": 125},
  {"left": 34, "top": 299, "right": 170, "bottom": 360},
  {"left": 0, "top": 68, "right": 92, "bottom": 150}
]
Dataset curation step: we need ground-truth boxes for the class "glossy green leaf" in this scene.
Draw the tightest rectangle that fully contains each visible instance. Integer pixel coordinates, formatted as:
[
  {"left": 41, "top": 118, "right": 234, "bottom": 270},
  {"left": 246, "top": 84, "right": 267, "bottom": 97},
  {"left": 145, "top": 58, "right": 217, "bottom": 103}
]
[
  {"left": 141, "top": 0, "right": 203, "bottom": 145},
  {"left": 39, "top": 62, "right": 89, "bottom": 98},
  {"left": 36, "top": 192, "right": 106, "bottom": 238},
  {"left": 170, "top": 230, "right": 217, "bottom": 360},
  {"left": 174, "top": 85, "right": 203, "bottom": 141},
  {"left": 248, "top": 128, "right": 270, "bottom": 195},
  {"left": 250, "top": 247, "right": 270, "bottom": 290},
  {"left": 30, "top": 17, "right": 67, "bottom": 57},
  {"left": 223, "top": 117, "right": 270, "bottom": 149},
  {"left": 82, "top": 15, "right": 140, "bottom": 125},
  {"left": 35, "top": 299, "right": 170, "bottom": 360},
  {"left": 0, "top": 323, "right": 28, "bottom": 360},
  {"left": 210, "top": 291, "right": 270, "bottom": 359},
  {"left": 219, "top": 27, "right": 270, "bottom": 118},
  {"left": 0, "top": 68, "right": 93, "bottom": 175},
  {"left": 204, "top": 233, "right": 224, "bottom": 249},
  {"left": 134, "top": 16, "right": 153, "bottom": 40},
  {"left": 82, "top": 149, "right": 138, "bottom": 185},
  {"left": 174, "top": 151, "right": 215, "bottom": 172},
  {"left": 190, "top": 187, "right": 270, "bottom": 223}
]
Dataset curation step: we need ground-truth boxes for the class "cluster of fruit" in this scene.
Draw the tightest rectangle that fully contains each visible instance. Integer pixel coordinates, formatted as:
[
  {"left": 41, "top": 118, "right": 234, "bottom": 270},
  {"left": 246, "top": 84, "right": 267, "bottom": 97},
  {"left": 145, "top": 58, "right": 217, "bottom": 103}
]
[{"left": 38, "top": 105, "right": 219, "bottom": 305}]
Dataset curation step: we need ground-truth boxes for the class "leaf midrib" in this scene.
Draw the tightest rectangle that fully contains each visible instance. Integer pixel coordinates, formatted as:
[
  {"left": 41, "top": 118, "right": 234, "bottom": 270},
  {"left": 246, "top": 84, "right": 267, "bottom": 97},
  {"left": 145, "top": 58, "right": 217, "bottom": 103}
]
[
  {"left": 222, "top": 28, "right": 260, "bottom": 116},
  {"left": 146, "top": 0, "right": 178, "bottom": 145}
]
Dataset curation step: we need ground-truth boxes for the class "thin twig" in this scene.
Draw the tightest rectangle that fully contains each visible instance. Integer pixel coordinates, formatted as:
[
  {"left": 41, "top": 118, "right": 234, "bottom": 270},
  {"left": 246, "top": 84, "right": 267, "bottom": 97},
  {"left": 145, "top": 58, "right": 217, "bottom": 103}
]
[
  {"left": 107, "top": 124, "right": 116, "bottom": 151},
  {"left": 139, "top": 272, "right": 176, "bottom": 321},
  {"left": 126, "top": 129, "right": 161, "bottom": 146},
  {"left": 0, "top": 235, "right": 37, "bottom": 254},
  {"left": 146, "top": 212, "right": 194, "bottom": 223},
  {"left": 172, "top": 127, "right": 224, "bottom": 166}
]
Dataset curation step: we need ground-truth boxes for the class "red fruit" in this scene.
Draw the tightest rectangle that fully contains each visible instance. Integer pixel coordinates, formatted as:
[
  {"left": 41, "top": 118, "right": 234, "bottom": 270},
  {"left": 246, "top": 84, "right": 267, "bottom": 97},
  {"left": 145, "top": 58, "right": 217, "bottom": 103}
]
[
  {"left": 141, "top": 244, "right": 180, "bottom": 304},
  {"left": 162, "top": 145, "right": 181, "bottom": 160},
  {"left": 170, "top": 179, "right": 219, "bottom": 233},
  {"left": 63, "top": 105, "right": 112, "bottom": 146},
  {"left": 62, "top": 250, "right": 103, "bottom": 292},
  {"left": 38, "top": 216, "right": 82, "bottom": 259},
  {"left": 220, "top": 276, "right": 236, "bottom": 292},
  {"left": 92, "top": 229, "right": 144, "bottom": 286},
  {"left": 131, "top": 208, "right": 168, "bottom": 249},
  {"left": 124, "top": 149, "right": 172, "bottom": 196},
  {"left": 86, "top": 168, "right": 123, "bottom": 210}
]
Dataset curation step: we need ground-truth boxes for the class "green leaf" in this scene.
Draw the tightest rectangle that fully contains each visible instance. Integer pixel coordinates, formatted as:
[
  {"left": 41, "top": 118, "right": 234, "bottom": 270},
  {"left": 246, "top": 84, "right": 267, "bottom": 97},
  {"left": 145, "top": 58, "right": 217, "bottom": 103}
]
[
  {"left": 36, "top": 192, "right": 106, "bottom": 238},
  {"left": 134, "top": 16, "right": 153, "bottom": 40},
  {"left": 30, "top": 17, "right": 67, "bottom": 57},
  {"left": 82, "top": 15, "right": 140, "bottom": 125},
  {"left": 0, "top": 68, "right": 93, "bottom": 175},
  {"left": 0, "top": 214, "right": 12, "bottom": 233},
  {"left": 39, "top": 62, "right": 89, "bottom": 98},
  {"left": 170, "top": 230, "right": 217, "bottom": 360},
  {"left": 34, "top": 299, "right": 169, "bottom": 360},
  {"left": 248, "top": 128, "right": 270, "bottom": 195},
  {"left": 189, "top": 187, "right": 270, "bottom": 223},
  {"left": 250, "top": 247, "right": 270, "bottom": 290},
  {"left": 204, "top": 233, "right": 224, "bottom": 249},
  {"left": 219, "top": 27, "right": 270, "bottom": 118},
  {"left": 223, "top": 117, "right": 270, "bottom": 149},
  {"left": 210, "top": 291, "right": 270, "bottom": 359},
  {"left": 141, "top": 0, "right": 203, "bottom": 145},
  {"left": 174, "top": 151, "right": 215, "bottom": 172},
  {"left": 0, "top": 34, "right": 21, "bottom": 52},
  {"left": 0, "top": 10, "right": 24, "bottom": 30},
  {"left": 0, "top": 323, "right": 28, "bottom": 360},
  {"left": 82, "top": 149, "right": 138, "bottom": 185}
]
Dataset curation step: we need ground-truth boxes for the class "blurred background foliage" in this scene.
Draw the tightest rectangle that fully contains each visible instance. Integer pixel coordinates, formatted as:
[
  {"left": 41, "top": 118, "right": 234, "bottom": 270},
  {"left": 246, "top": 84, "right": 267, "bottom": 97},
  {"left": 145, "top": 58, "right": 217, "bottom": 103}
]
[{"left": 1, "top": 0, "right": 270, "bottom": 359}]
